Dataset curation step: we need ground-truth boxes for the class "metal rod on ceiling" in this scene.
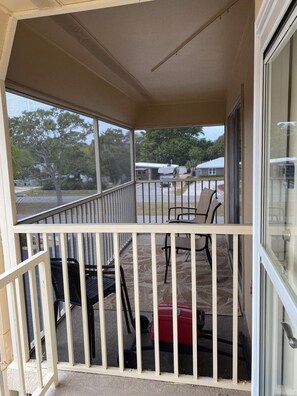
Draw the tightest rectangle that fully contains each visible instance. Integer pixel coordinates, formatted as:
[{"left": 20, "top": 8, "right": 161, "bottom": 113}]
[{"left": 151, "top": 0, "right": 240, "bottom": 73}]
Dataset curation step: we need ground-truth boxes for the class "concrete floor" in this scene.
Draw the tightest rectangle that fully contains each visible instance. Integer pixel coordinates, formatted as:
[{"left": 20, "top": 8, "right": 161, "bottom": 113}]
[
  {"left": 37, "top": 307, "right": 252, "bottom": 395},
  {"left": 46, "top": 371, "right": 251, "bottom": 396}
]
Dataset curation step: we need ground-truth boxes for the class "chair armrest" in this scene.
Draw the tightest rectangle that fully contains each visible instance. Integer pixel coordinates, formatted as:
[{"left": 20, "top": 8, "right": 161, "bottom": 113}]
[
  {"left": 177, "top": 212, "right": 207, "bottom": 220},
  {"left": 168, "top": 219, "right": 195, "bottom": 224},
  {"left": 168, "top": 205, "right": 196, "bottom": 219}
]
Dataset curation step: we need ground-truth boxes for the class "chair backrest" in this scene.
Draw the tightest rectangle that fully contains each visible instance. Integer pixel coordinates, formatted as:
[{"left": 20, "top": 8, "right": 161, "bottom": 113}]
[
  {"left": 193, "top": 188, "right": 216, "bottom": 223},
  {"left": 50, "top": 258, "right": 82, "bottom": 306},
  {"left": 205, "top": 198, "right": 221, "bottom": 224}
]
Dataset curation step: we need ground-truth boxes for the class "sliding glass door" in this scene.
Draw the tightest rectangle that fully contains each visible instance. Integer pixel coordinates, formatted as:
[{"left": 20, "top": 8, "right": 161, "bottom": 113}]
[{"left": 259, "top": 7, "right": 297, "bottom": 395}]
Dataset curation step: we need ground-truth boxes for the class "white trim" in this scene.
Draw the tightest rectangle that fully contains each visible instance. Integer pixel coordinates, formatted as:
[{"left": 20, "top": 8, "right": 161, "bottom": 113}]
[
  {"left": 12, "top": 0, "right": 155, "bottom": 20},
  {"left": 253, "top": 1, "right": 297, "bottom": 394},
  {"left": 0, "top": 16, "right": 17, "bottom": 80},
  {"left": 13, "top": 223, "right": 253, "bottom": 235},
  {"left": 259, "top": 245, "right": 297, "bottom": 329}
]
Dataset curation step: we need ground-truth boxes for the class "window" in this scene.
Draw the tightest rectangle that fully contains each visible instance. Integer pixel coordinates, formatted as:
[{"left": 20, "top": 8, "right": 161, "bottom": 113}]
[
  {"left": 6, "top": 91, "right": 96, "bottom": 220},
  {"left": 208, "top": 168, "right": 216, "bottom": 175}
]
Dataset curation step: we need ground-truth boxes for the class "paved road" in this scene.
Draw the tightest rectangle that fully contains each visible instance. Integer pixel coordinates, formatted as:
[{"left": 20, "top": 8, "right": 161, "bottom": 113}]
[{"left": 136, "top": 180, "right": 224, "bottom": 203}]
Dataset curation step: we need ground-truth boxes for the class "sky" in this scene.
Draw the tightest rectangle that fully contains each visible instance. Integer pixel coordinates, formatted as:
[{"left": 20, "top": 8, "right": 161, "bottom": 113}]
[
  {"left": 6, "top": 92, "right": 224, "bottom": 141},
  {"left": 203, "top": 126, "right": 224, "bottom": 141}
]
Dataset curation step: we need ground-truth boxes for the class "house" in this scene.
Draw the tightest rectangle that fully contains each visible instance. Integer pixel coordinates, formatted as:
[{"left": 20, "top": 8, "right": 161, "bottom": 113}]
[
  {"left": 196, "top": 157, "right": 225, "bottom": 177},
  {"left": 135, "top": 162, "right": 179, "bottom": 180},
  {"left": 0, "top": 1, "right": 296, "bottom": 395}
]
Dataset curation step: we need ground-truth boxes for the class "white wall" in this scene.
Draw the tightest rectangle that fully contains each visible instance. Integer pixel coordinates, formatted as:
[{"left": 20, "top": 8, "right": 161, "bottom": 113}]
[{"left": 225, "top": 9, "right": 254, "bottom": 336}]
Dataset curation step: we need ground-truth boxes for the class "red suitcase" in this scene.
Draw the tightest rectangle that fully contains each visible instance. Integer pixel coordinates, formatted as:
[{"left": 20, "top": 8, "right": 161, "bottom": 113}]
[{"left": 150, "top": 303, "right": 205, "bottom": 352}]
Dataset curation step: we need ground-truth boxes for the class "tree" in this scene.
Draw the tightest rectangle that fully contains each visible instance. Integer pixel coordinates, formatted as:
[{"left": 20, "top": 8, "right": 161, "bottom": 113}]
[
  {"left": 10, "top": 108, "right": 93, "bottom": 204},
  {"left": 11, "top": 143, "right": 34, "bottom": 179},
  {"left": 206, "top": 134, "right": 224, "bottom": 159},
  {"left": 139, "top": 127, "right": 203, "bottom": 165},
  {"left": 99, "top": 128, "right": 131, "bottom": 188}
]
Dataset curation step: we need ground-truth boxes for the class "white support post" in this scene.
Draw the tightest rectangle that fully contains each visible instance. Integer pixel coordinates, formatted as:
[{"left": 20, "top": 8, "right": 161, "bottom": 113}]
[
  {"left": 130, "top": 129, "right": 137, "bottom": 223},
  {"left": 93, "top": 118, "right": 102, "bottom": 195},
  {"left": 0, "top": 81, "right": 30, "bottom": 361},
  {"left": 0, "top": 15, "right": 17, "bottom": 81}
]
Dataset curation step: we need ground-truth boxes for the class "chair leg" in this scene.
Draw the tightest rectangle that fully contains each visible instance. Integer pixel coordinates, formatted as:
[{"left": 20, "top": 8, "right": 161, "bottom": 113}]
[
  {"left": 164, "top": 247, "right": 171, "bottom": 284},
  {"left": 54, "top": 300, "right": 59, "bottom": 328},
  {"left": 205, "top": 240, "right": 212, "bottom": 269},
  {"left": 88, "top": 307, "right": 95, "bottom": 359},
  {"left": 120, "top": 267, "right": 134, "bottom": 326},
  {"left": 121, "top": 288, "right": 131, "bottom": 334}
]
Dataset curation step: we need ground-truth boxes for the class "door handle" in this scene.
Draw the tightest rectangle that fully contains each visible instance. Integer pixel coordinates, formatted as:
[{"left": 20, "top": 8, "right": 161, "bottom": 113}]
[
  {"left": 282, "top": 229, "right": 291, "bottom": 242},
  {"left": 281, "top": 322, "right": 297, "bottom": 349}
]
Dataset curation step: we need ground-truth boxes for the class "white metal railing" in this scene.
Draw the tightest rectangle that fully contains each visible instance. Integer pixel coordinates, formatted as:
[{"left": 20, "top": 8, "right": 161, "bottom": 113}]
[
  {"left": 17, "top": 182, "right": 136, "bottom": 266},
  {"left": 136, "top": 178, "right": 224, "bottom": 223},
  {"left": 10, "top": 222, "right": 252, "bottom": 393},
  {"left": 0, "top": 248, "right": 58, "bottom": 395}
]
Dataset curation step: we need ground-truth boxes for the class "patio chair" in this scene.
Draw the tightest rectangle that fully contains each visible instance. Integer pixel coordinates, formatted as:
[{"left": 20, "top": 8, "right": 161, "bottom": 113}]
[
  {"left": 167, "top": 188, "right": 216, "bottom": 223},
  {"left": 50, "top": 258, "right": 133, "bottom": 358},
  {"left": 163, "top": 198, "right": 221, "bottom": 283}
]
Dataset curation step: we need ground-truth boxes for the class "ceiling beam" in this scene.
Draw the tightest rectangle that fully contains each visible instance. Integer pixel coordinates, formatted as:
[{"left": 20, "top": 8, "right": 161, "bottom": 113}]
[
  {"left": 52, "top": 13, "right": 154, "bottom": 103},
  {"left": 12, "top": 0, "right": 155, "bottom": 20},
  {"left": 151, "top": 0, "right": 240, "bottom": 72}
]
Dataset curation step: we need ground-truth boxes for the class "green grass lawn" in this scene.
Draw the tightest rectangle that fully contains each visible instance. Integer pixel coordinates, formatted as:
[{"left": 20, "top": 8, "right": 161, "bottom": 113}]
[{"left": 17, "top": 189, "right": 97, "bottom": 197}]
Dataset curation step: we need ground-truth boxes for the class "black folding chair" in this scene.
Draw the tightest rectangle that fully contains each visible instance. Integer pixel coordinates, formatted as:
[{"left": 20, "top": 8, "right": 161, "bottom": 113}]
[{"left": 50, "top": 258, "right": 133, "bottom": 358}]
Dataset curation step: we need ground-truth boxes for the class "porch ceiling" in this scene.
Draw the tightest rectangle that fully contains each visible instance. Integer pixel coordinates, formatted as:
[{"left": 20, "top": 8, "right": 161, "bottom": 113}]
[{"left": 10, "top": 0, "right": 253, "bottom": 106}]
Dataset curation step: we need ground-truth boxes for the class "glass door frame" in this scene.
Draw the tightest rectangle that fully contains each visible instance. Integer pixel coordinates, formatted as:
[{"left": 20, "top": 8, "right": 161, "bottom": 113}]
[{"left": 253, "top": 0, "right": 297, "bottom": 394}]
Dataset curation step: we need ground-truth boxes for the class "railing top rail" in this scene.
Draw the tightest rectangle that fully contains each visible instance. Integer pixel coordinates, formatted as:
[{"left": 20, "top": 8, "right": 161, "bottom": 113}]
[
  {"left": 136, "top": 177, "right": 224, "bottom": 184},
  {"left": 0, "top": 250, "right": 48, "bottom": 289},
  {"left": 17, "top": 181, "right": 134, "bottom": 224},
  {"left": 14, "top": 223, "right": 253, "bottom": 235}
]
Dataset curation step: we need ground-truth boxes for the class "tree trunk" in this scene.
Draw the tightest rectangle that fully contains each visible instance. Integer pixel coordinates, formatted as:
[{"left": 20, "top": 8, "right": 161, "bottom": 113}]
[{"left": 53, "top": 175, "right": 63, "bottom": 206}]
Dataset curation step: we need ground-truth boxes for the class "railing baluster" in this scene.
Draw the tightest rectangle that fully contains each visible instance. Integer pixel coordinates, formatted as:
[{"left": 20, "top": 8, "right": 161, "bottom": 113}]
[
  {"left": 28, "top": 270, "right": 43, "bottom": 388},
  {"left": 148, "top": 182, "right": 151, "bottom": 223},
  {"left": 95, "top": 233, "right": 107, "bottom": 369},
  {"left": 0, "top": 370, "right": 4, "bottom": 396},
  {"left": 212, "top": 234, "right": 218, "bottom": 382},
  {"left": 232, "top": 234, "right": 239, "bottom": 384},
  {"left": 187, "top": 179, "right": 190, "bottom": 207},
  {"left": 191, "top": 233, "right": 198, "bottom": 379},
  {"left": 10, "top": 281, "right": 26, "bottom": 395},
  {"left": 154, "top": 181, "right": 157, "bottom": 223},
  {"left": 170, "top": 232, "right": 179, "bottom": 378},
  {"left": 194, "top": 179, "right": 197, "bottom": 209},
  {"left": 77, "top": 233, "right": 91, "bottom": 366},
  {"left": 173, "top": 181, "right": 177, "bottom": 219},
  {"left": 151, "top": 233, "right": 160, "bottom": 375},
  {"left": 141, "top": 183, "right": 145, "bottom": 223},
  {"left": 161, "top": 181, "right": 164, "bottom": 223},
  {"left": 132, "top": 233, "right": 142, "bottom": 373},
  {"left": 40, "top": 235, "right": 58, "bottom": 386},
  {"left": 113, "top": 233, "right": 124, "bottom": 371},
  {"left": 60, "top": 234, "right": 74, "bottom": 366},
  {"left": 181, "top": 181, "right": 184, "bottom": 210},
  {"left": 27, "top": 234, "right": 43, "bottom": 388}
]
